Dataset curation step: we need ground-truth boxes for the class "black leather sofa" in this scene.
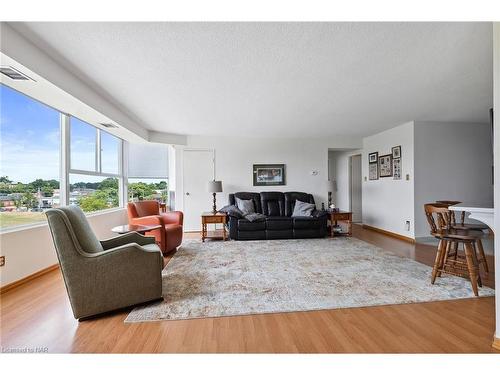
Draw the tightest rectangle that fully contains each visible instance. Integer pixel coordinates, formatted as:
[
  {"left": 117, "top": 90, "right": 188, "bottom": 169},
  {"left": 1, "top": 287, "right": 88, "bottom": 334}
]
[{"left": 227, "top": 192, "right": 327, "bottom": 240}]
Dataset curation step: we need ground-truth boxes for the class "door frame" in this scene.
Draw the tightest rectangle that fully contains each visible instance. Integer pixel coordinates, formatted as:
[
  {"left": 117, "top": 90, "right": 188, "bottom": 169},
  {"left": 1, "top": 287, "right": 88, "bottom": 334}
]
[
  {"left": 181, "top": 148, "right": 215, "bottom": 231},
  {"left": 348, "top": 153, "right": 362, "bottom": 222}
]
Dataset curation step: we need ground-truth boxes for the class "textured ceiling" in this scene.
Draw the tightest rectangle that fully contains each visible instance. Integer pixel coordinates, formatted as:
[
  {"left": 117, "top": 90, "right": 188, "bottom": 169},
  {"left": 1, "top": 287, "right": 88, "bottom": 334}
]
[{"left": 11, "top": 22, "right": 493, "bottom": 138}]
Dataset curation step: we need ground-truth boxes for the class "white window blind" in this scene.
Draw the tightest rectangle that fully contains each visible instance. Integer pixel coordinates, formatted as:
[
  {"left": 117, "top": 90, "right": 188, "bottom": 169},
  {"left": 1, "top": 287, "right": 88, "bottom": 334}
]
[{"left": 127, "top": 142, "right": 169, "bottom": 178}]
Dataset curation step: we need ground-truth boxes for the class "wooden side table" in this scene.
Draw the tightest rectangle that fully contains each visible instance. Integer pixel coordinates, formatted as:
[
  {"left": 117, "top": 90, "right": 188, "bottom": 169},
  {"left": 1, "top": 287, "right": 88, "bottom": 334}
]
[
  {"left": 329, "top": 211, "right": 352, "bottom": 237},
  {"left": 201, "top": 212, "right": 228, "bottom": 242}
]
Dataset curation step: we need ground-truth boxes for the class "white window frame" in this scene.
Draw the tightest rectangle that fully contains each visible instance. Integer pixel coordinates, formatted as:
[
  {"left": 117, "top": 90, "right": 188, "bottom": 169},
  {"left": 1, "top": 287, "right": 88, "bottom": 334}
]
[
  {"left": 62, "top": 114, "right": 125, "bottom": 209},
  {"left": 0, "top": 88, "right": 126, "bottom": 234}
]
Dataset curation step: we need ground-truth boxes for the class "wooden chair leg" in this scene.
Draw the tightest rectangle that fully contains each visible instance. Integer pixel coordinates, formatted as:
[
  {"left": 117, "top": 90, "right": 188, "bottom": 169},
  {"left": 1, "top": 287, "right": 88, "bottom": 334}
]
[
  {"left": 452, "top": 241, "right": 458, "bottom": 260},
  {"left": 439, "top": 241, "right": 451, "bottom": 277},
  {"left": 476, "top": 239, "right": 489, "bottom": 274},
  {"left": 432, "top": 240, "right": 445, "bottom": 284},
  {"left": 471, "top": 243, "right": 483, "bottom": 288},
  {"left": 464, "top": 242, "right": 479, "bottom": 296}
]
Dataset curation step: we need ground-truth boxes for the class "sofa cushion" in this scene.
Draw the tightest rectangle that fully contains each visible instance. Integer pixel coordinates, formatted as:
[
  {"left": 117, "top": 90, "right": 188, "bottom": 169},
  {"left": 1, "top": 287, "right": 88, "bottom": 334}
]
[
  {"left": 260, "top": 192, "right": 285, "bottom": 216},
  {"left": 266, "top": 216, "right": 293, "bottom": 230},
  {"left": 238, "top": 219, "right": 266, "bottom": 231},
  {"left": 218, "top": 204, "right": 244, "bottom": 218},
  {"left": 284, "top": 192, "right": 315, "bottom": 217},
  {"left": 229, "top": 192, "right": 262, "bottom": 213},
  {"left": 292, "top": 200, "right": 315, "bottom": 217},
  {"left": 293, "top": 217, "right": 323, "bottom": 229},
  {"left": 236, "top": 198, "right": 256, "bottom": 215}
]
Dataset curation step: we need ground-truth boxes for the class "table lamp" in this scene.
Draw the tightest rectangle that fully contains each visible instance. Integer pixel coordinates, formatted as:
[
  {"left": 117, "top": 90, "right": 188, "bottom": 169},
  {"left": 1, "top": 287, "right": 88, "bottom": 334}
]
[{"left": 207, "top": 180, "right": 223, "bottom": 213}]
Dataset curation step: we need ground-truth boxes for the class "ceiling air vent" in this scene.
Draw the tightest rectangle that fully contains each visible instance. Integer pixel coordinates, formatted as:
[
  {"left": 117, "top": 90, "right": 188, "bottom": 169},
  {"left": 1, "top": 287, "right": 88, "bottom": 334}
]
[
  {"left": 99, "top": 122, "right": 119, "bottom": 129},
  {"left": 0, "top": 66, "right": 34, "bottom": 81}
]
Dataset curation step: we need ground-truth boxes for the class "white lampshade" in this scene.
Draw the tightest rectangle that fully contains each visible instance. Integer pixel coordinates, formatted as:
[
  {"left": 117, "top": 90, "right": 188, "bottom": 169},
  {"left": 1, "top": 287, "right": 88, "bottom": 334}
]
[
  {"left": 207, "top": 180, "right": 223, "bottom": 193},
  {"left": 326, "top": 179, "right": 336, "bottom": 192}
]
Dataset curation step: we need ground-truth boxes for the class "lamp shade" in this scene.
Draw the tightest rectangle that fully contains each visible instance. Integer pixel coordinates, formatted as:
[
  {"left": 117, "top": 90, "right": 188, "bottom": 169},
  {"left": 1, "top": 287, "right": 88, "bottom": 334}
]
[
  {"left": 207, "top": 180, "right": 223, "bottom": 193},
  {"left": 326, "top": 179, "right": 336, "bottom": 192}
]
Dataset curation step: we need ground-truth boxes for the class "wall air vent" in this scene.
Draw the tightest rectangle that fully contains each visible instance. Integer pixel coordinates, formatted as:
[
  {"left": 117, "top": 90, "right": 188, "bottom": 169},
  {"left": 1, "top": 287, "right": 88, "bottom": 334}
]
[
  {"left": 0, "top": 66, "right": 35, "bottom": 81},
  {"left": 99, "top": 122, "right": 119, "bottom": 129}
]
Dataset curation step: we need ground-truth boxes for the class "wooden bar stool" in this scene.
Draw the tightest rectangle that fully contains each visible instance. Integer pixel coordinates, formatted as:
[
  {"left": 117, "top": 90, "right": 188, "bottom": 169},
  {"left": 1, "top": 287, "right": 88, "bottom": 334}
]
[
  {"left": 435, "top": 200, "right": 489, "bottom": 274},
  {"left": 424, "top": 203, "right": 484, "bottom": 296}
]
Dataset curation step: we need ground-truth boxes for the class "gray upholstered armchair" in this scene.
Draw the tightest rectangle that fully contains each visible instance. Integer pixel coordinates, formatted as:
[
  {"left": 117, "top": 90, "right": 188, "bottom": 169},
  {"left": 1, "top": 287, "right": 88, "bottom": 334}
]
[{"left": 45, "top": 206, "right": 163, "bottom": 320}]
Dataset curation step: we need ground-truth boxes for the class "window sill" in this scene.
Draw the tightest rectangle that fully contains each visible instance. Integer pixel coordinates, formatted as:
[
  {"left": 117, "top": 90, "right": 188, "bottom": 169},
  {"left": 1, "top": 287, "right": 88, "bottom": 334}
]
[{"left": 0, "top": 207, "right": 126, "bottom": 235}]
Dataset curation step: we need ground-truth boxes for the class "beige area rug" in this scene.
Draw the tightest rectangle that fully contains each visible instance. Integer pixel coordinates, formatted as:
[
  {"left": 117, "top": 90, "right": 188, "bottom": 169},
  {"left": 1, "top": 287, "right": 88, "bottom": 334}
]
[{"left": 125, "top": 237, "right": 494, "bottom": 322}]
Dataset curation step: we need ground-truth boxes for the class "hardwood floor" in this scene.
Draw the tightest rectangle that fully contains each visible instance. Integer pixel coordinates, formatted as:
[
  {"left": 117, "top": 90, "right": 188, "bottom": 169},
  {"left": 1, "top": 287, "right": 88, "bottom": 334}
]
[{"left": 0, "top": 225, "right": 497, "bottom": 353}]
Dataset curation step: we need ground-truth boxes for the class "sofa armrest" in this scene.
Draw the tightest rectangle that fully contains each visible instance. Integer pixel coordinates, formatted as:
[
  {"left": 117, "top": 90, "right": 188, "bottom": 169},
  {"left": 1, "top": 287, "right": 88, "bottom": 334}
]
[
  {"left": 160, "top": 211, "right": 183, "bottom": 225},
  {"left": 130, "top": 215, "right": 164, "bottom": 226},
  {"left": 100, "top": 232, "right": 156, "bottom": 250}
]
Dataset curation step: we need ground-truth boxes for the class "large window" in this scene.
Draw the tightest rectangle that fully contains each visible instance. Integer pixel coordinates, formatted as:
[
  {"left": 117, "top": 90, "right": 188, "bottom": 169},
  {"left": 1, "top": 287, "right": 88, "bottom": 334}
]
[
  {"left": 127, "top": 143, "right": 169, "bottom": 205},
  {"left": 0, "top": 85, "right": 60, "bottom": 229},
  {"left": 0, "top": 83, "right": 125, "bottom": 230},
  {"left": 68, "top": 117, "right": 122, "bottom": 213}
]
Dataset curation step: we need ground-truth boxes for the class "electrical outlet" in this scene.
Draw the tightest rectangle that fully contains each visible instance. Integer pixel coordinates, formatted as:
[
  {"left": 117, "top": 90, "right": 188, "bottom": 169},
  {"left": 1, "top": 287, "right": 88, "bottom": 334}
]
[
  {"left": 0, "top": 256, "right": 5, "bottom": 267},
  {"left": 405, "top": 221, "right": 410, "bottom": 231}
]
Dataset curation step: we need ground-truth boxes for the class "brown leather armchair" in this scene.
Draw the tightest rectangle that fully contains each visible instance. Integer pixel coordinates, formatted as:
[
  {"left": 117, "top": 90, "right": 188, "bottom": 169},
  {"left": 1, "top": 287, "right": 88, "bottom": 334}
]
[{"left": 127, "top": 200, "right": 183, "bottom": 254}]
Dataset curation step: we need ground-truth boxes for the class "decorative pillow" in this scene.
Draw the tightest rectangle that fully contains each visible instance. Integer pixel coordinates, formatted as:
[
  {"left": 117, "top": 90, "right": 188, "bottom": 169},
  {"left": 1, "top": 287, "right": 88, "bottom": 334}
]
[
  {"left": 236, "top": 198, "right": 255, "bottom": 215},
  {"left": 291, "top": 200, "right": 315, "bottom": 217},
  {"left": 244, "top": 213, "right": 267, "bottom": 222},
  {"left": 218, "top": 205, "right": 244, "bottom": 218}
]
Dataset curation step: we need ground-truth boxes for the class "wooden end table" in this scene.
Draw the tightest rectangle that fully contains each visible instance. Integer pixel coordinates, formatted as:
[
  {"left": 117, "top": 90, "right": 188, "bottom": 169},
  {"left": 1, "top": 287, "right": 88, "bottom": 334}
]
[
  {"left": 111, "top": 224, "right": 162, "bottom": 235},
  {"left": 329, "top": 210, "right": 352, "bottom": 237},
  {"left": 201, "top": 212, "right": 227, "bottom": 242}
]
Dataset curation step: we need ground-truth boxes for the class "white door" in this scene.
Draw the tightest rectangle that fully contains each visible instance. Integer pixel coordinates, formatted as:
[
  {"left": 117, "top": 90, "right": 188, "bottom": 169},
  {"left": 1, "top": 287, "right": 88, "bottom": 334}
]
[
  {"left": 183, "top": 149, "right": 215, "bottom": 231},
  {"left": 350, "top": 154, "right": 362, "bottom": 223}
]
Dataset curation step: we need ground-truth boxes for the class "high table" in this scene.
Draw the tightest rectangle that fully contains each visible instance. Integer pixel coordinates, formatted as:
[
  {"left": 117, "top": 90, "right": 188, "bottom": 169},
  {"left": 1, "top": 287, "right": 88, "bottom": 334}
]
[
  {"left": 449, "top": 203, "right": 498, "bottom": 350},
  {"left": 449, "top": 204, "right": 494, "bottom": 231}
]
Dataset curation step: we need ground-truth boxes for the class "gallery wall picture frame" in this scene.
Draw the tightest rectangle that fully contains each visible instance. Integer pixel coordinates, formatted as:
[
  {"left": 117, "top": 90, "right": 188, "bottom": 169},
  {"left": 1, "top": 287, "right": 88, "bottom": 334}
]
[
  {"left": 378, "top": 154, "right": 393, "bottom": 177},
  {"left": 392, "top": 145, "right": 401, "bottom": 159},
  {"left": 368, "top": 152, "right": 378, "bottom": 164},
  {"left": 369, "top": 162, "right": 379, "bottom": 180},
  {"left": 393, "top": 157, "right": 402, "bottom": 180},
  {"left": 253, "top": 164, "right": 286, "bottom": 186}
]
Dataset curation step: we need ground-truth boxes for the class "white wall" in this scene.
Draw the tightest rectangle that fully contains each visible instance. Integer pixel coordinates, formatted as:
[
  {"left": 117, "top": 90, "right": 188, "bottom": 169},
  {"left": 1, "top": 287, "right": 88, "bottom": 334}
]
[
  {"left": 492, "top": 22, "right": 500, "bottom": 343},
  {"left": 176, "top": 136, "right": 363, "bottom": 214},
  {"left": 0, "top": 209, "right": 128, "bottom": 287},
  {"left": 414, "top": 121, "right": 493, "bottom": 238},
  {"left": 362, "top": 122, "right": 415, "bottom": 238}
]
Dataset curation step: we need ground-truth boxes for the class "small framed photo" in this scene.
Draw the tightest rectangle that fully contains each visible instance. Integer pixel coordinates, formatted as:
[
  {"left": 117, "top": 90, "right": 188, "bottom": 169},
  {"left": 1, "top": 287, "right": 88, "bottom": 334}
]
[
  {"left": 392, "top": 145, "right": 401, "bottom": 159},
  {"left": 368, "top": 152, "right": 378, "bottom": 164},
  {"left": 393, "top": 158, "right": 402, "bottom": 180},
  {"left": 369, "top": 162, "right": 379, "bottom": 180},
  {"left": 378, "top": 154, "right": 393, "bottom": 177}
]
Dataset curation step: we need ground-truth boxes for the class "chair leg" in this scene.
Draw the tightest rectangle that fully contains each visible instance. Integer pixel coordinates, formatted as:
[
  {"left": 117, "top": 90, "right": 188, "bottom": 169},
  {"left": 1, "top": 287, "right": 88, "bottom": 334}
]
[
  {"left": 432, "top": 240, "right": 445, "bottom": 284},
  {"left": 471, "top": 243, "right": 483, "bottom": 288},
  {"left": 439, "top": 241, "right": 451, "bottom": 277},
  {"left": 476, "top": 239, "right": 489, "bottom": 274},
  {"left": 464, "top": 242, "right": 479, "bottom": 296}
]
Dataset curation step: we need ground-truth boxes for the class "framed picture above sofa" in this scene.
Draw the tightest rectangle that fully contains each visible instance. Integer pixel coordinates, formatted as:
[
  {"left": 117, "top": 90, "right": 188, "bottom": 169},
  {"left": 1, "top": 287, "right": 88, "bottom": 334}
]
[{"left": 253, "top": 164, "right": 286, "bottom": 186}]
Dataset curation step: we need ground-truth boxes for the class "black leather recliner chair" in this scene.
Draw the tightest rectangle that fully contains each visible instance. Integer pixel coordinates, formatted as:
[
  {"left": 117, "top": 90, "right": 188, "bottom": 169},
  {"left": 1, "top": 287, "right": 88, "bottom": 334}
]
[{"left": 227, "top": 192, "right": 327, "bottom": 240}]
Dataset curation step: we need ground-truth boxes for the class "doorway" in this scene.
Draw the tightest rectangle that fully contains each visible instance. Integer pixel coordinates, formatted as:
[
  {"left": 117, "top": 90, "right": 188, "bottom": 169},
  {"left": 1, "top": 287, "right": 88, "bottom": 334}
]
[
  {"left": 182, "top": 149, "right": 215, "bottom": 231},
  {"left": 349, "top": 154, "right": 362, "bottom": 223}
]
